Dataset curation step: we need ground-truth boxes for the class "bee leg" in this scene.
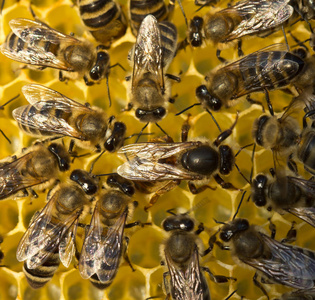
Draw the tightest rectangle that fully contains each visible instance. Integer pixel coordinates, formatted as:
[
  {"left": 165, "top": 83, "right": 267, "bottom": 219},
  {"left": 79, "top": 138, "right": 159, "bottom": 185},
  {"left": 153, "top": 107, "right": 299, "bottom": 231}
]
[
  {"left": 264, "top": 89, "right": 274, "bottom": 116},
  {"left": 83, "top": 75, "right": 94, "bottom": 86},
  {"left": 213, "top": 174, "right": 239, "bottom": 190},
  {"left": 237, "top": 40, "right": 244, "bottom": 57},
  {"left": 22, "top": 189, "right": 29, "bottom": 197},
  {"left": 144, "top": 180, "right": 180, "bottom": 211},
  {"left": 123, "top": 236, "right": 135, "bottom": 272},
  {"left": 165, "top": 74, "right": 181, "bottom": 83},
  {"left": 162, "top": 271, "right": 171, "bottom": 300},
  {"left": 59, "top": 71, "right": 66, "bottom": 82},
  {"left": 181, "top": 114, "right": 191, "bottom": 142},
  {"left": 287, "top": 154, "right": 298, "bottom": 175},
  {"left": 213, "top": 112, "right": 238, "bottom": 147},
  {"left": 216, "top": 49, "right": 226, "bottom": 63},
  {"left": 168, "top": 94, "right": 178, "bottom": 104},
  {"left": 268, "top": 218, "right": 276, "bottom": 239},
  {"left": 29, "top": 188, "right": 38, "bottom": 198},
  {"left": 253, "top": 273, "right": 270, "bottom": 300},
  {"left": 202, "top": 267, "right": 236, "bottom": 283},
  {"left": 122, "top": 102, "right": 133, "bottom": 112},
  {"left": 125, "top": 75, "right": 131, "bottom": 81},
  {"left": 176, "top": 38, "right": 189, "bottom": 54},
  {"left": 125, "top": 221, "right": 152, "bottom": 228},
  {"left": 281, "top": 222, "right": 296, "bottom": 244},
  {"left": 246, "top": 95, "right": 265, "bottom": 112},
  {"left": 188, "top": 181, "right": 216, "bottom": 194}
]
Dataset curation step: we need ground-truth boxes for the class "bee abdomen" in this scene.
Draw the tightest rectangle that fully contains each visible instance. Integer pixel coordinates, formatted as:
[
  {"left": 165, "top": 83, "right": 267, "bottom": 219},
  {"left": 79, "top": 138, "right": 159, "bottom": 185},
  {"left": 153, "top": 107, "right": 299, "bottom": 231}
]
[
  {"left": 159, "top": 21, "right": 177, "bottom": 69},
  {"left": 89, "top": 273, "right": 113, "bottom": 289},
  {"left": 23, "top": 251, "right": 60, "bottom": 289}
]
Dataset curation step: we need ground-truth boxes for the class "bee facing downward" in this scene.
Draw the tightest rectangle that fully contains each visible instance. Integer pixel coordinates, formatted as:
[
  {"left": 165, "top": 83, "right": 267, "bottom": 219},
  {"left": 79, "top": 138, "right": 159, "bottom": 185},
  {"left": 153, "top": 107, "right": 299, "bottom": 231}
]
[{"left": 1, "top": 18, "right": 110, "bottom": 85}]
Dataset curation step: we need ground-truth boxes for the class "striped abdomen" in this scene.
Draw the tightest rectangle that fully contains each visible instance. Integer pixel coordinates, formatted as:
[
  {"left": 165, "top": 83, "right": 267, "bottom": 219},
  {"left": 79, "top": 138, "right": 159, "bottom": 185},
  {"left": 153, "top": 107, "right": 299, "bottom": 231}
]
[
  {"left": 79, "top": 0, "right": 127, "bottom": 46},
  {"left": 23, "top": 248, "right": 60, "bottom": 289},
  {"left": 129, "top": 0, "right": 169, "bottom": 36},
  {"left": 159, "top": 21, "right": 177, "bottom": 70},
  {"left": 239, "top": 51, "right": 305, "bottom": 94},
  {"left": 16, "top": 101, "right": 72, "bottom": 137}
]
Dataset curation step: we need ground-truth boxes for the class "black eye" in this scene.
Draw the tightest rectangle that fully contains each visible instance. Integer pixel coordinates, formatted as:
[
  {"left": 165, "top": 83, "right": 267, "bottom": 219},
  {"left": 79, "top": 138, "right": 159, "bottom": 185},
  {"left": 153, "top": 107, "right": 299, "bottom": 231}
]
[
  {"left": 135, "top": 109, "right": 146, "bottom": 118},
  {"left": 181, "top": 218, "right": 194, "bottom": 231},
  {"left": 220, "top": 228, "right": 233, "bottom": 242},
  {"left": 195, "top": 85, "right": 222, "bottom": 111},
  {"left": 90, "top": 66, "right": 101, "bottom": 81},
  {"left": 153, "top": 107, "right": 166, "bottom": 118},
  {"left": 236, "top": 219, "right": 249, "bottom": 231},
  {"left": 163, "top": 218, "right": 174, "bottom": 231},
  {"left": 122, "top": 184, "right": 135, "bottom": 197}
]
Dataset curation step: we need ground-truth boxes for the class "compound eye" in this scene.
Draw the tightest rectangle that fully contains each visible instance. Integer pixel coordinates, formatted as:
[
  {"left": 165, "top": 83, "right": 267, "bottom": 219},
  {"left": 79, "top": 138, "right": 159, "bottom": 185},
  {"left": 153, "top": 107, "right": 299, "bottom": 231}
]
[
  {"left": 190, "top": 34, "right": 202, "bottom": 47},
  {"left": 195, "top": 85, "right": 222, "bottom": 111},
  {"left": 162, "top": 218, "right": 173, "bottom": 231},
  {"left": 90, "top": 66, "right": 101, "bottom": 81},
  {"left": 220, "top": 228, "right": 233, "bottom": 242},
  {"left": 153, "top": 107, "right": 166, "bottom": 118},
  {"left": 135, "top": 108, "right": 146, "bottom": 119},
  {"left": 181, "top": 218, "right": 194, "bottom": 231},
  {"left": 254, "top": 175, "right": 268, "bottom": 189},
  {"left": 236, "top": 218, "right": 249, "bottom": 231},
  {"left": 122, "top": 184, "right": 135, "bottom": 197}
]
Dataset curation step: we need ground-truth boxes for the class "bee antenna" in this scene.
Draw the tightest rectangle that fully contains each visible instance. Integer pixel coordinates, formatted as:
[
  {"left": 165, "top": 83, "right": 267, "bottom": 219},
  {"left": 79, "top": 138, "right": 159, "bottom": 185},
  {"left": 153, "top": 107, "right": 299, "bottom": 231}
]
[
  {"left": 249, "top": 143, "right": 256, "bottom": 184},
  {"left": 206, "top": 108, "right": 222, "bottom": 132},
  {"left": 155, "top": 123, "right": 170, "bottom": 137},
  {"left": 234, "top": 163, "right": 250, "bottom": 184},
  {"left": 124, "top": 132, "right": 154, "bottom": 141},
  {"left": 175, "top": 0, "right": 188, "bottom": 27},
  {"left": 106, "top": 74, "right": 112, "bottom": 107},
  {"left": 213, "top": 218, "right": 226, "bottom": 225},
  {"left": 0, "top": 129, "right": 11, "bottom": 144},
  {"left": 281, "top": 25, "right": 290, "bottom": 52},
  {"left": 195, "top": 1, "right": 210, "bottom": 12},
  {"left": 232, "top": 191, "right": 246, "bottom": 220},
  {"left": 135, "top": 122, "right": 149, "bottom": 143},
  {"left": 225, "top": 290, "right": 238, "bottom": 300},
  {"left": 0, "top": 0, "right": 4, "bottom": 15},
  {"left": 95, "top": 172, "right": 118, "bottom": 177},
  {"left": 0, "top": 94, "right": 20, "bottom": 110},
  {"left": 166, "top": 208, "right": 177, "bottom": 215},
  {"left": 175, "top": 103, "right": 201, "bottom": 116},
  {"left": 234, "top": 143, "right": 254, "bottom": 158},
  {"left": 89, "top": 150, "right": 106, "bottom": 173}
]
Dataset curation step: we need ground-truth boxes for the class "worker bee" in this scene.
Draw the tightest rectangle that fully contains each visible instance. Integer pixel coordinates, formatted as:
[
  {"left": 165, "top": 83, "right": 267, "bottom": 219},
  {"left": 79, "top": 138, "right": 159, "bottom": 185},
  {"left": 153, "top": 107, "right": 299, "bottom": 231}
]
[
  {"left": 252, "top": 169, "right": 315, "bottom": 228},
  {"left": 126, "top": 15, "right": 178, "bottom": 125},
  {"left": 161, "top": 213, "right": 233, "bottom": 299},
  {"left": 219, "top": 218, "right": 315, "bottom": 296},
  {"left": 13, "top": 84, "right": 126, "bottom": 153},
  {"left": 79, "top": 174, "right": 138, "bottom": 289},
  {"left": 186, "top": 0, "right": 293, "bottom": 61},
  {"left": 16, "top": 169, "right": 98, "bottom": 289},
  {"left": 0, "top": 142, "right": 70, "bottom": 201},
  {"left": 78, "top": 0, "right": 127, "bottom": 47},
  {"left": 117, "top": 114, "right": 241, "bottom": 210},
  {"left": 195, "top": 44, "right": 305, "bottom": 113},
  {"left": 0, "top": 18, "right": 110, "bottom": 85},
  {"left": 129, "top": 0, "right": 174, "bottom": 36},
  {"left": 290, "top": 0, "right": 315, "bottom": 26}
]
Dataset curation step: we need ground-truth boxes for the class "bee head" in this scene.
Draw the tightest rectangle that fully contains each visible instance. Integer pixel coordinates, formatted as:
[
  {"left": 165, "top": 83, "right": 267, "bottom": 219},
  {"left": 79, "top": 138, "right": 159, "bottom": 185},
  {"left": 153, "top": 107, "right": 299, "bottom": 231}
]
[
  {"left": 70, "top": 169, "right": 98, "bottom": 195},
  {"left": 196, "top": 85, "right": 222, "bottom": 111},
  {"left": 252, "top": 115, "right": 270, "bottom": 146},
  {"left": 218, "top": 145, "right": 234, "bottom": 175},
  {"left": 106, "top": 174, "right": 135, "bottom": 197},
  {"left": 189, "top": 16, "right": 204, "bottom": 47},
  {"left": 220, "top": 218, "right": 249, "bottom": 242},
  {"left": 135, "top": 107, "right": 166, "bottom": 122},
  {"left": 90, "top": 46, "right": 110, "bottom": 81},
  {"left": 104, "top": 122, "right": 126, "bottom": 152},
  {"left": 252, "top": 174, "right": 268, "bottom": 207},
  {"left": 48, "top": 143, "right": 71, "bottom": 172},
  {"left": 162, "top": 215, "right": 194, "bottom": 232}
]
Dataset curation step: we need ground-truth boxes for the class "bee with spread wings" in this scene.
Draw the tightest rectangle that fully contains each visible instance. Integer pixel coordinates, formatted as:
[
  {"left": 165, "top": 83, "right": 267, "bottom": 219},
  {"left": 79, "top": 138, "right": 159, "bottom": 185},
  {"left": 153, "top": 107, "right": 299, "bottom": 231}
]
[
  {"left": 1, "top": 18, "right": 110, "bottom": 85},
  {"left": 252, "top": 169, "right": 315, "bottom": 228},
  {"left": 0, "top": 142, "right": 70, "bottom": 201},
  {"left": 79, "top": 175, "right": 137, "bottom": 289},
  {"left": 16, "top": 169, "right": 98, "bottom": 289},
  {"left": 220, "top": 218, "right": 315, "bottom": 297},
  {"left": 13, "top": 84, "right": 126, "bottom": 152}
]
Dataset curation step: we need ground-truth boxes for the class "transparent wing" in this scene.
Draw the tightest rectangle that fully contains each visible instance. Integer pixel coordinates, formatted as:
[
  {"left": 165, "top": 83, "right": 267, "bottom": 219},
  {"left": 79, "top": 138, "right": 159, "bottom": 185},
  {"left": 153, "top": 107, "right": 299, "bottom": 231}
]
[
  {"left": 1, "top": 18, "right": 81, "bottom": 70},
  {"left": 221, "top": 44, "right": 301, "bottom": 98},
  {"left": 132, "top": 15, "right": 164, "bottom": 90},
  {"left": 287, "top": 176, "right": 315, "bottom": 199},
  {"left": 286, "top": 207, "right": 315, "bottom": 228},
  {"left": 246, "top": 233, "right": 315, "bottom": 289},
  {"left": 222, "top": 0, "right": 293, "bottom": 41},
  {"left": 79, "top": 203, "right": 127, "bottom": 283},
  {"left": 0, "top": 152, "right": 48, "bottom": 200},
  {"left": 165, "top": 246, "right": 203, "bottom": 300},
  {"left": 16, "top": 193, "right": 80, "bottom": 269}
]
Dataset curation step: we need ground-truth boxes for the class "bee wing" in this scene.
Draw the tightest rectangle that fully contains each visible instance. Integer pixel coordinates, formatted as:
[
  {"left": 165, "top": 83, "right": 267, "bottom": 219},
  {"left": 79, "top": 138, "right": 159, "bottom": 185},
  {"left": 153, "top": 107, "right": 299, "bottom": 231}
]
[
  {"left": 222, "top": 0, "right": 293, "bottom": 41},
  {"left": 0, "top": 152, "right": 48, "bottom": 200},
  {"left": 287, "top": 176, "right": 315, "bottom": 199},
  {"left": 165, "top": 245, "right": 203, "bottom": 300},
  {"left": 286, "top": 207, "right": 315, "bottom": 228},
  {"left": 118, "top": 142, "right": 200, "bottom": 161},
  {"left": 16, "top": 193, "right": 80, "bottom": 269},
  {"left": 1, "top": 18, "right": 81, "bottom": 70},
  {"left": 132, "top": 15, "right": 164, "bottom": 89},
  {"left": 59, "top": 218, "right": 79, "bottom": 268},
  {"left": 79, "top": 203, "right": 127, "bottom": 283},
  {"left": 246, "top": 233, "right": 315, "bottom": 289},
  {"left": 222, "top": 44, "right": 300, "bottom": 98}
]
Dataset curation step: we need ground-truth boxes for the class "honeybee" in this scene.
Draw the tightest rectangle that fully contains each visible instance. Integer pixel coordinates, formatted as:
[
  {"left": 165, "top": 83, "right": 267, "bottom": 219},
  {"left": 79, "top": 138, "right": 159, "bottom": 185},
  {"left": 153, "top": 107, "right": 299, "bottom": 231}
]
[
  {"left": 0, "top": 18, "right": 110, "bottom": 85},
  {"left": 17, "top": 169, "right": 98, "bottom": 289},
  {"left": 129, "top": 0, "right": 174, "bottom": 36},
  {"left": 195, "top": 44, "right": 305, "bottom": 113},
  {"left": 117, "top": 115, "right": 240, "bottom": 210},
  {"left": 13, "top": 84, "right": 126, "bottom": 153},
  {"left": 79, "top": 175, "right": 138, "bottom": 289},
  {"left": 291, "top": 0, "right": 315, "bottom": 24},
  {"left": 127, "top": 15, "right": 178, "bottom": 124},
  {"left": 0, "top": 142, "right": 70, "bottom": 201},
  {"left": 252, "top": 169, "right": 315, "bottom": 228},
  {"left": 187, "top": 0, "right": 293, "bottom": 60},
  {"left": 78, "top": 0, "right": 127, "bottom": 47},
  {"left": 219, "top": 218, "right": 315, "bottom": 296}
]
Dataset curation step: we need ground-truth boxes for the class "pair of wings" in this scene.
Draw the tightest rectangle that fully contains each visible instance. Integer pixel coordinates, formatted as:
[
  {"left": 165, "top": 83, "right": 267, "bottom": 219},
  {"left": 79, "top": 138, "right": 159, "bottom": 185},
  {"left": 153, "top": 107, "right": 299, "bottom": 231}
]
[
  {"left": 217, "top": 43, "right": 304, "bottom": 98},
  {"left": 117, "top": 141, "right": 205, "bottom": 181},
  {"left": 1, "top": 18, "right": 84, "bottom": 71},
  {"left": 79, "top": 202, "right": 128, "bottom": 282},
  {"left": 165, "top": 246, "right": 205, "bottom": 300},
  {"left": 0, "top": 151, "right": 48, "bottom": 200},
  {"left": 221, "top": 0, "right": 293, "bottom": 42},
  {"left": 16, "top": 190, "right": 81, "bottom": 269},
  {"left": 13, "top": 84, "right": 93, "bottom": 139},
  {"left": 132, "top": 15, "right": 164, "bottom": 91},
  {"left": 245, "top": 233, "right": 315, "bottom": 289}
]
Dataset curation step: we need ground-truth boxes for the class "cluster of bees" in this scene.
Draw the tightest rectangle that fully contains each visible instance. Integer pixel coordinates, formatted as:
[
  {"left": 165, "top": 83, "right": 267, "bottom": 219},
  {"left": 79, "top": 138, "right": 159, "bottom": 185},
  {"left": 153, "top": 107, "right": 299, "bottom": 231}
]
[{"left": 1, "top": 0, "right": 315, "bottom": 299}]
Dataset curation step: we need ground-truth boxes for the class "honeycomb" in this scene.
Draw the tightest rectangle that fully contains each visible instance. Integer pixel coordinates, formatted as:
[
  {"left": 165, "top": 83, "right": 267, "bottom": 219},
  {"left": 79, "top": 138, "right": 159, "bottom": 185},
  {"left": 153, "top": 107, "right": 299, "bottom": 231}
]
[{"left": 0, "top": 0, "right": 314, "bottom": 299}]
